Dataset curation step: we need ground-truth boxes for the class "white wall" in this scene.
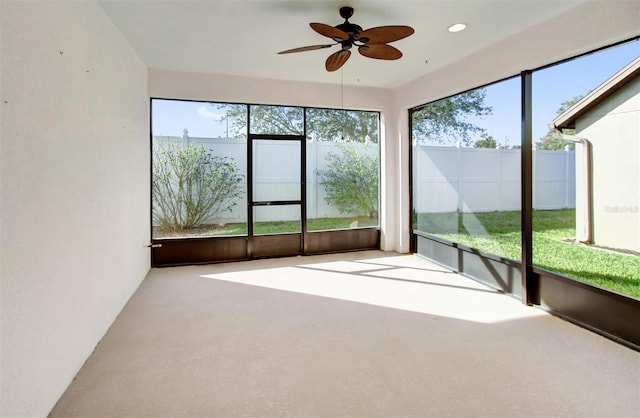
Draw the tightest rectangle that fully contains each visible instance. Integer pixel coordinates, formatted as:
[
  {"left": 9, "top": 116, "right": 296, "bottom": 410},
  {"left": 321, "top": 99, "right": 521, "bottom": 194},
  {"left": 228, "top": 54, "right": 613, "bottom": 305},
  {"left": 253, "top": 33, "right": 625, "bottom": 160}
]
[
  {"left": 148, "top": 69, "right": 402, "bottom": 251},
  {"left": 0, "top": 2, "right": 150, "bottom": 417}
]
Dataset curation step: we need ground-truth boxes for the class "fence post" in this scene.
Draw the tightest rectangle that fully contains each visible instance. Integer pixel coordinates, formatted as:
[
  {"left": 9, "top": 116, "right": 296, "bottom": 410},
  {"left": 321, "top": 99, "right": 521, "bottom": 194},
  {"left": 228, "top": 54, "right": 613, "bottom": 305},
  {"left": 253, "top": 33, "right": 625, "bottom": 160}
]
[
  {"left": 497, "top": 145, "right": 502, "bottom": 211},
  {"left": 565, "top": 144, "right": 571, "bottom": 209},
  {"left": 456, "top": 140, "right": 462, "bottom": 212},
  {"left": 532, "top": 143, "right": 537, "bottom": 210}
]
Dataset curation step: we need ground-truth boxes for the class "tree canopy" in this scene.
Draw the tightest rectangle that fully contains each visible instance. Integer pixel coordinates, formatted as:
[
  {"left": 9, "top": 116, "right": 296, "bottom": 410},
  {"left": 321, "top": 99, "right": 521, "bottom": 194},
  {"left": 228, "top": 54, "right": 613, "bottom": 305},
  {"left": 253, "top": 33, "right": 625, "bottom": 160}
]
[
  {"left": 214, "top": 104, "right": 379, "bottom": 143},
  {"left": 214, "top": 91, "right": 491, "bottom": 146},
  {"left": 473, "top": 135, "right": 497, "bottom": 149},
  {"left": 536, "top": 95, "right": 583, "bottom": 150},
  {"left": 307, "top": 108, "right": 378, "bottom": 143},
  {"left": 411, "top": 89, "right": 493, "bottom": 146}
]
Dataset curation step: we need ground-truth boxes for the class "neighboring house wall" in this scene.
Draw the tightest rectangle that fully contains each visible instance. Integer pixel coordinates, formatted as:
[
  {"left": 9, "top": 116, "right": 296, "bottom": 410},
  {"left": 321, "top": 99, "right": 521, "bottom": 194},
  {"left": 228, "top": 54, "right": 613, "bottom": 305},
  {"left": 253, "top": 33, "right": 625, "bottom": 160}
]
[
  {"left": 0, "top": 2, "right": 150, "bottom": 417},
  {"left": 575, "top": 76, "right": 640, "bottom": 252}
]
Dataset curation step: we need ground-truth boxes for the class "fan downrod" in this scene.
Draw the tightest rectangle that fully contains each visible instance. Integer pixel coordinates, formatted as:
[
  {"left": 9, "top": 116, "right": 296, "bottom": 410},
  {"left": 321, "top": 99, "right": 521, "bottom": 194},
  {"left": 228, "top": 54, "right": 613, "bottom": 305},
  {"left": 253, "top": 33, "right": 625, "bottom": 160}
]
[{"left": 336, "top": 6, "right": 362, "bottom": 36}]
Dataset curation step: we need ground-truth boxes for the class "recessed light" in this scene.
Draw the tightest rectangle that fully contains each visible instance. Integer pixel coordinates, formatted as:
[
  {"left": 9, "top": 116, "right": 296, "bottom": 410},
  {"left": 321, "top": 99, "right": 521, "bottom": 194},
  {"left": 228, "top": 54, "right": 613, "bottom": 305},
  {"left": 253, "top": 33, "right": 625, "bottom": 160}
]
[{"left": 448, "top": 23, "right": 467, "bottom": 33}]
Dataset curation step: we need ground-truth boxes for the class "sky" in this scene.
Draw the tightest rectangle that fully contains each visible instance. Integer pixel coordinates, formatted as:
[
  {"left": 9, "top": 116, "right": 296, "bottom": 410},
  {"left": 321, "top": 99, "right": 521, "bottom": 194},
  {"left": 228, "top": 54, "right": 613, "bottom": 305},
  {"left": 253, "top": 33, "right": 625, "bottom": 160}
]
[
  {"left": 152, "top": 40, "right": 639, "bottom": 146},
  {"left": 152, "top": 101, "right": 232, "bottom": 138},
  {"left": 483, "top": 40, "right": 640, "bottom": 146}
]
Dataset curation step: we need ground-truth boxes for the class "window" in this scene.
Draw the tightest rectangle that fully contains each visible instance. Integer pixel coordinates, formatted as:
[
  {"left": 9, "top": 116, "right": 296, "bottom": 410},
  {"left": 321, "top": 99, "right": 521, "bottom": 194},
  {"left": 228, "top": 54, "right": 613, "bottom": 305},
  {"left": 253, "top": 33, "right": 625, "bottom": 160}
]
[
  {"left": 151, "top": 100, "right": 381, "bottom": 244},
  {"left": 410, "top": 39, "right": 639, "bottom": 300},
  {"left": 306, "top": 108, "right": 380, "bottom": 231},
  {"left": 532, "top": 41, "right": 640, "bottom": 298},
  {"left": 151, "top": 100, "right": 247, "bottom": 239},
  {"left": 412, "top": 78, "right": 521, "bottom": 260}
]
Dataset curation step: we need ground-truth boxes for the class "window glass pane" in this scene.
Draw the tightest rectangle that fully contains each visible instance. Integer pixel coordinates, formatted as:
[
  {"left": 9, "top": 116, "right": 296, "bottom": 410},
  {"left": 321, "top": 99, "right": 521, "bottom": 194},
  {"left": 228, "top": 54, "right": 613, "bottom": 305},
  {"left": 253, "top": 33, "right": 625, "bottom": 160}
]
[
  {"left": 306, "top": 108, "right": 380, "bottom": 231},
  {"left": 151, "top": 100, "right": 247, "bottom": 238},
  {"left": 532, "top": 41, "right": 640, "bottom": 298},
  {"left": 253, "top": 139, "right": 301, "bottom": 202},
  {"left": 249, "top": 105, "right": 304, "bottom": 135},
  {"left": 253, "top": 205, "right": 301, "bottom": 235},
  {"left": 412, "top": 78, "right": 522, "bottom": 260}
]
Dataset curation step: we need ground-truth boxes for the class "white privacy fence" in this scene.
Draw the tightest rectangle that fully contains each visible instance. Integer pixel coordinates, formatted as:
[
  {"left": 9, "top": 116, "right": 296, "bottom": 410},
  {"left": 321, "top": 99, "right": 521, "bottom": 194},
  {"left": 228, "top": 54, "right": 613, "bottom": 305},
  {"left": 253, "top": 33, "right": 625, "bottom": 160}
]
[
  {"left": 153, "top": 135, "right": 378, "bottom": 223},
  {"left": 153, "top": 135, "right": 576, "bottom": 225},
  {"left": 413, "top": 145, "right": 575, "bottom": 213}
]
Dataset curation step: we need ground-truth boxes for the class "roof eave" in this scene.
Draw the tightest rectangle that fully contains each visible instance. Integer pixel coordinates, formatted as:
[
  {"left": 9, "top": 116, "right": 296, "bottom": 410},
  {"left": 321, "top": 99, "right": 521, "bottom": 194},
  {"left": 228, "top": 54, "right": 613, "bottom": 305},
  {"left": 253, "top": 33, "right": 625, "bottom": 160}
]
[{"left": 553, "top": 56, "right": 640, "bottom": 130}]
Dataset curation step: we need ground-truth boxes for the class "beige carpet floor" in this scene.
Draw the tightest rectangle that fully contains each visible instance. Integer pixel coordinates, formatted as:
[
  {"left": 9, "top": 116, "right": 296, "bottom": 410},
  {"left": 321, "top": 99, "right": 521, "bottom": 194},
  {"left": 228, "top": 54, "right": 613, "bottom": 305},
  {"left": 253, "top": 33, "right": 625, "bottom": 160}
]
[{"left": 51, "top": 251, "right": 640, "bottom": 418}]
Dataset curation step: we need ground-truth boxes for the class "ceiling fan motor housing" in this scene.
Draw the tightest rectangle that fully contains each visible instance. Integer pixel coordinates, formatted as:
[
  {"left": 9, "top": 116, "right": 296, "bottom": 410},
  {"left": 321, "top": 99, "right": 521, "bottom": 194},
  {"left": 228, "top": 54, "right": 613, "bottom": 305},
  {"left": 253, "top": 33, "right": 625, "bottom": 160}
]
[{"left": 336, "top": 22, "right": 363, "bottom": 38}]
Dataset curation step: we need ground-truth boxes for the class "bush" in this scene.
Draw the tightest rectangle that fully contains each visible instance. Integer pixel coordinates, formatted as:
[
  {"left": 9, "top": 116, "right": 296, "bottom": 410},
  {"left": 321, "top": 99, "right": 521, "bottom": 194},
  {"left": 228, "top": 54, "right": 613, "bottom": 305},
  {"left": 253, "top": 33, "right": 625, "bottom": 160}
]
[
  {"left": 317, "top": 143, "right": 378, "bottom": 218},
  {"left": 152, "top": 140, "right": 244, "bottom": 231}
]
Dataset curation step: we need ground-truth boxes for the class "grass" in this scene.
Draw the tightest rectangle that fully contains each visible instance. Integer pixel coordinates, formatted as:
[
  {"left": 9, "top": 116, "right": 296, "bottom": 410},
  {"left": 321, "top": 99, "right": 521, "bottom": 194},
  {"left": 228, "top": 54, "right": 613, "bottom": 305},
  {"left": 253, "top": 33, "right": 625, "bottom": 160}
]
[
  {"left": 308, "top": 216, "right": 378, "bottom": 231},
  {"left": 415, "top": 209, "right": 640, "bottom": 299},
  {"left": 154, "top": 209, "right": 639, "bottom": 298},
  {"left": 153, "top": 216, "right": 378, "bottom": 238}
]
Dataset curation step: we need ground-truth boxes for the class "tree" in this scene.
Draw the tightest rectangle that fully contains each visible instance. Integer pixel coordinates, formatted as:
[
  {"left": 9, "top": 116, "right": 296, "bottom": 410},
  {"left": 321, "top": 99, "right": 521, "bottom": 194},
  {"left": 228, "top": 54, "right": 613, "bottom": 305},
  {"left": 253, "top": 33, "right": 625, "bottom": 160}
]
[
  {"left": 215, "top": 104, "right": 302, "bottom": 138},
  {"left": 412, "top": 89, "right": 493, "bottom": 146},
  {"left": 215, "top": 104, "right": 379, "bottom": 143},
  {"left": 536, "top": 95, "right": 583, "bottom": 150},
  {"left": 473, "top": 135, "right": 497, "bottom": 149},
  {"left": 152, "top": 139, "right": 244, "bottom": 231},
  {"left": 317, "top": 144, "right": 378, "bottom": 218},
  {"left": 212, "top": 103, "right": 380, "bottom": 221},
  {"left": 307, "top": 108, "right": 379, "bottom": 143}
]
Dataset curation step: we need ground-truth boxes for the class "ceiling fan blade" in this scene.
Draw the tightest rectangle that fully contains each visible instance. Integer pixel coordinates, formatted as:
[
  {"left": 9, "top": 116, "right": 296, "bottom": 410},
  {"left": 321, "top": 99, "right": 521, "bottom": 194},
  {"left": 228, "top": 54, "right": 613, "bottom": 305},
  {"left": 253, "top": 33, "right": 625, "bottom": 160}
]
[
  {"left": 325, "top": 50, "right": 351, "bottom": 72},
  {"left": 278, "top": 44, "right": 334, "bottom": 54},
  {"left": 357, "top": 26, "right": 414, "bottom": 44},
  {"left": 310, "top": 22, "right": 349, "bottom": 41},
  {"left": 358, "top": 44, "right": 403, "bottom": 60}
]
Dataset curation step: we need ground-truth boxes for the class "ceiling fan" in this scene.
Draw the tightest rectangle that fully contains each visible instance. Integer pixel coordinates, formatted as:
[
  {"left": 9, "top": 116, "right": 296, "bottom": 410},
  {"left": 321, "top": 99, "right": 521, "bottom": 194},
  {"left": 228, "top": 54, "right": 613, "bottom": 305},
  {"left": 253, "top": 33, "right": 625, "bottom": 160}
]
[{"left": 278, "top": 6, "right": 415, "bottom": 72}]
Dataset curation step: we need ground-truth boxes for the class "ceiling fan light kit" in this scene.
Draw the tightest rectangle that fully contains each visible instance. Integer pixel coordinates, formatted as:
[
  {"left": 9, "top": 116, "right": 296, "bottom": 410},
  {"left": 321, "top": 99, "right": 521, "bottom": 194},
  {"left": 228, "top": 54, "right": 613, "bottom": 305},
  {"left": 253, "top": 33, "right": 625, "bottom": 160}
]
[{"left": 278, "top": 6, "right": 415, "bottom": 72}]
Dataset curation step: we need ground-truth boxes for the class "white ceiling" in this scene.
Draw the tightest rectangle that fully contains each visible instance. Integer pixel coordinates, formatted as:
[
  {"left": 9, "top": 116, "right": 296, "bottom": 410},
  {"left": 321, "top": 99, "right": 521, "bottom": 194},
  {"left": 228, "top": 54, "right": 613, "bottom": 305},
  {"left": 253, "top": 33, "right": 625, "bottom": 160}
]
[{"left": 98, "top": 0, "right": 593, "bottom": 89}]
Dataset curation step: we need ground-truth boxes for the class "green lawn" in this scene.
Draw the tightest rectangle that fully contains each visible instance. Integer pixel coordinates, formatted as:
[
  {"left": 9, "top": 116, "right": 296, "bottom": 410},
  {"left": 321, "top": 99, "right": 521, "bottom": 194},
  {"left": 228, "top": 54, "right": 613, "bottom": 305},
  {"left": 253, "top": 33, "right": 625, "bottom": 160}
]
[
  {"left": 415, "top": 209, "right": 640, "bottom": 299},
  {"left": 154, "top": 216, "right": 378, "bottom": 238},
  {"left": 154, "top": 209, "right": 639, "bottom": 298}
]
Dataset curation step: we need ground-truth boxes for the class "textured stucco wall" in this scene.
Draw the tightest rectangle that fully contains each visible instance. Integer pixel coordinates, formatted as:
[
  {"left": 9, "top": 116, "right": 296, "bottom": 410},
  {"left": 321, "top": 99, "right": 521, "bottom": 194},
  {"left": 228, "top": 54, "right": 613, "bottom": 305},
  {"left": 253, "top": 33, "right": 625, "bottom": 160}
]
[
  {"left": 0, "top": 1, "right": 150, "bottom": 416},
  {"left": 576, "top": 76, "right": 640, "bottom": 252}
]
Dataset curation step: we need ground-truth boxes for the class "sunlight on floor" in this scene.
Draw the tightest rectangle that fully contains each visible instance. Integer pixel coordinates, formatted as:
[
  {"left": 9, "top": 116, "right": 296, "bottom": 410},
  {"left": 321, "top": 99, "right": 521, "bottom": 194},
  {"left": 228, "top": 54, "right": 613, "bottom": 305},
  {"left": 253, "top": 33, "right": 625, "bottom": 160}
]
[{"left": 200, "top": 253, "right": 546, "bottom": 324}]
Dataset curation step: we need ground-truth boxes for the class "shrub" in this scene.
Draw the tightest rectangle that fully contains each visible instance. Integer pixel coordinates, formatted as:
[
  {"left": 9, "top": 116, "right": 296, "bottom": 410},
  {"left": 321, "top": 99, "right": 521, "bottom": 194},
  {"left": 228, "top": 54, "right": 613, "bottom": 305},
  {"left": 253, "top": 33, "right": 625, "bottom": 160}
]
[
  {"left": 317, "top": 143, "right": 378, "bottom": 218},
  {"left": 152, "top": 140, "right": 244, "bottom": 231}
]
